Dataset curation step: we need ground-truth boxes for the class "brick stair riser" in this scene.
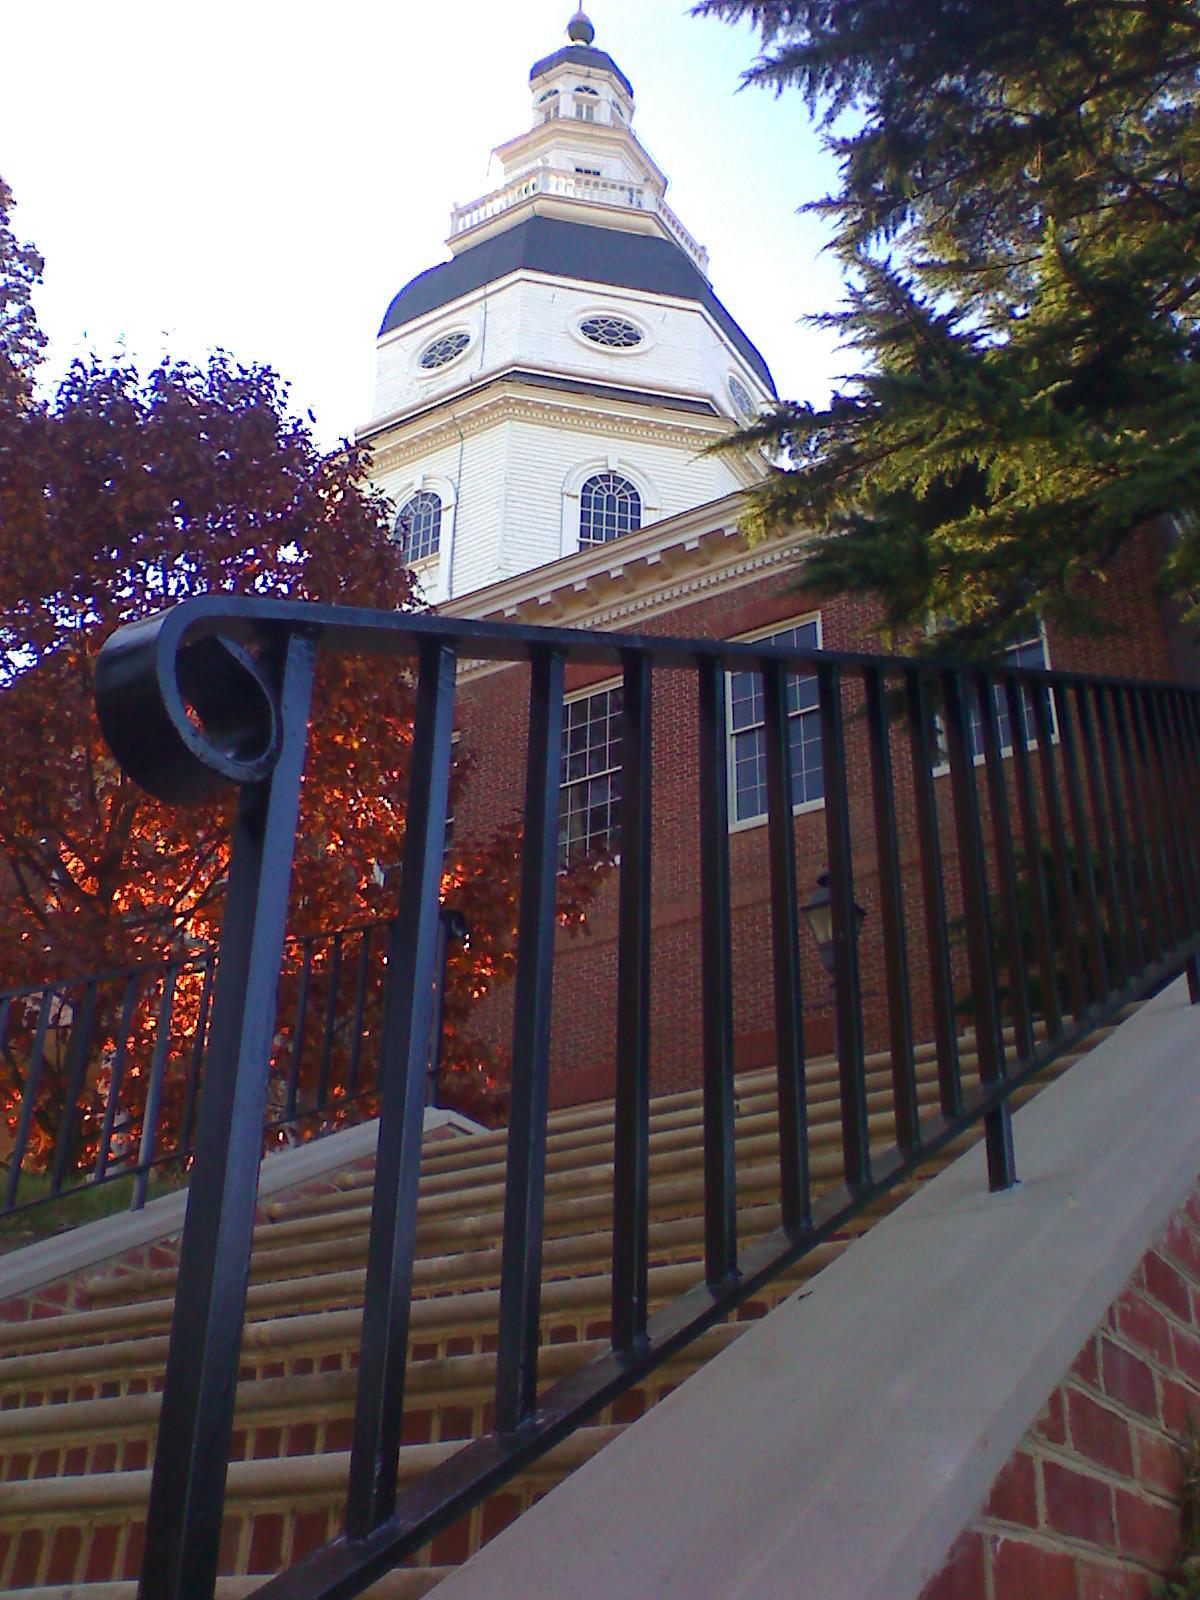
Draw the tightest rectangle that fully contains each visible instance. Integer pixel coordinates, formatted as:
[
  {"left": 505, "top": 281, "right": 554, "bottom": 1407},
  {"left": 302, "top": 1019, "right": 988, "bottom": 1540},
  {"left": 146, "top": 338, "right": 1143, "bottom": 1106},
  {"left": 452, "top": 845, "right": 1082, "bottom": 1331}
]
[
  {"left": 0, "top": 1327, "right": 760, "bottom": 1517},
  {"left": 44, "top": 1052, "right": 1078, "bottom": 1349},
  {"left": 262, "top": 1051, "right": 969, "bottom": 1224},
  {"left": 0, "top": 1324, "right": 751, "bottom": 1460},
  {"left": 0, "top": 1224, "right": 853, "bottom": 1407},
  {"left": 2, "top": 1056, "right": 1068, "bottom": 1382},
  {"left": 0, "top": 1121, "right": 945, "bottom": 1368},
  {"left": 256, "top": 1032, "right": 1078, "bottom": 1240},
  {"left": 0, "top": 1424, "right": 624, "bottom": 1590}
]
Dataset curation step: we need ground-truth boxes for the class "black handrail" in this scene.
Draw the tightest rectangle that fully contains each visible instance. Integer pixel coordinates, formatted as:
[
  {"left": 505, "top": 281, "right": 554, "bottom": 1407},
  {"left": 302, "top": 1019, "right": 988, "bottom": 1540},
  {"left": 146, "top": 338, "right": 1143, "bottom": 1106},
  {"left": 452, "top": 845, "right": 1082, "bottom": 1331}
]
[
  {"left": 91, "top": 594, "right": 1200, "bottom": 1600},
  {"left": 0, "top": 908, "right": 465, "bottom": 1221}
]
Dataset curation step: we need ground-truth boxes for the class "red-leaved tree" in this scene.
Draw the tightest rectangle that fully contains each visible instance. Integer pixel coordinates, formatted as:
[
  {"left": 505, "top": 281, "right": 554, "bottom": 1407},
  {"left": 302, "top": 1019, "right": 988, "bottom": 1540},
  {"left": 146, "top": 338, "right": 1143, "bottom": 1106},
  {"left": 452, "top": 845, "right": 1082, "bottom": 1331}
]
[{"left": 0, "top": 176, "right": 601, "bottom": 1163}]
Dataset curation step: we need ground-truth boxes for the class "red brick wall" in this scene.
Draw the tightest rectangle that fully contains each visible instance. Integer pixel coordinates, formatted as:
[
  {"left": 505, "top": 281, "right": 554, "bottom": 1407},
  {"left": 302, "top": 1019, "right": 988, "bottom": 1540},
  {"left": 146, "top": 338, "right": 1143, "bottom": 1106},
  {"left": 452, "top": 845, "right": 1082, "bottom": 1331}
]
[
  {"left": 451, "top": 524, "right": 1178, "bottom": 1107},
  {"left": 921, "top": 1181, "right": 1200, "bottom": 1600}
]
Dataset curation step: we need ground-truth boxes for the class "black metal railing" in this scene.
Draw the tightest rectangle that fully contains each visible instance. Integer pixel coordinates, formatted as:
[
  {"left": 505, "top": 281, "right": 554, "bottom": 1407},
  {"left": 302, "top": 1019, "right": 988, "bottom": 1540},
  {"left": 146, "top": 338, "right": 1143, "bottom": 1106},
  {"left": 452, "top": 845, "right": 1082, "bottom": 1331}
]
[
  {"left": 92, "top": 595, "right": 1200, "bottom": 1600},
  {"left": 0, "top": 908, "right": 467, "bottom": 1222}
]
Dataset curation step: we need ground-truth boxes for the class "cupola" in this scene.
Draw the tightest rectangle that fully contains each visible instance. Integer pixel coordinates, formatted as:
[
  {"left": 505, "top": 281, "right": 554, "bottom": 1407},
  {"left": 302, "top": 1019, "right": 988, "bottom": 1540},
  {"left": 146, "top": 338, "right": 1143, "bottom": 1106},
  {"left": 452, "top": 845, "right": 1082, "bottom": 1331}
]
[
  {"left": 361, "top": 11, "right": 777, "bottom": 606},
  {"left": 528, "top": 9, "right": 636, "bottom": 133}
]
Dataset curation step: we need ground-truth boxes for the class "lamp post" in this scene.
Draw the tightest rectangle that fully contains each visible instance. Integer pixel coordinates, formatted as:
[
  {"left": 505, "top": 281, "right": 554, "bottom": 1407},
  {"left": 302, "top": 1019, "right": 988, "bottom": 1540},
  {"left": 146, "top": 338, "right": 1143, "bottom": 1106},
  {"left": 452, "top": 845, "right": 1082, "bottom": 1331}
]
[{"left": 801, "top": 872, "right": 866, "bottom": 978}]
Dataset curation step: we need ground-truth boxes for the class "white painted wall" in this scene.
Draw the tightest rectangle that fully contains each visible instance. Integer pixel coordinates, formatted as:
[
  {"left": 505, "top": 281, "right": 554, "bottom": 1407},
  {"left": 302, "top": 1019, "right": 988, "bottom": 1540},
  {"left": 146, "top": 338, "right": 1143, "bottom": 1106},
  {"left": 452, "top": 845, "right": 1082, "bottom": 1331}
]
[
  {"left": 371, "top": 405, "right": 745, "bottom": 604},
  {"left": 369, "top": 274, "right": 772, "bottom": 434}
]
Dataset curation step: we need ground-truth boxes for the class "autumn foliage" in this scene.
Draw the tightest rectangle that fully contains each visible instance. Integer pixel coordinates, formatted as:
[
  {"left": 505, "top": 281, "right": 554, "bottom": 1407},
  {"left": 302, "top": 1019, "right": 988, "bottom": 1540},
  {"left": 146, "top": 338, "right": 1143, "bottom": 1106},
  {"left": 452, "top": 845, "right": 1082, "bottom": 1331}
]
[{"left": 0, "top": 176, "right": 601, "bottom": 1163}]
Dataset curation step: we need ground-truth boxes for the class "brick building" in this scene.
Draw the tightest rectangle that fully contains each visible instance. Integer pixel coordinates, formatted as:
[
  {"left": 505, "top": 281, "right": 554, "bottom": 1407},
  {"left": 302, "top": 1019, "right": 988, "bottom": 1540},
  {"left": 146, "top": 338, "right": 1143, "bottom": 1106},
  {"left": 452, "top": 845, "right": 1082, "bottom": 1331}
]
[{"left": 360, "top": 11, "right": 1187, "bottom": 1108}]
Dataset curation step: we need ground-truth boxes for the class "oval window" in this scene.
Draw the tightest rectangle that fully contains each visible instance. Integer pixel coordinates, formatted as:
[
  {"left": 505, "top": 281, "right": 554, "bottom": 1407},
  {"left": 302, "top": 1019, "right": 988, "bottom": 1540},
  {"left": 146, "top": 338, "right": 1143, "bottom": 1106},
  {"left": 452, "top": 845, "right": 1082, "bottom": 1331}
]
[
  {"left": 418, "top": 331, "right": 471, "bottom": 370},
  {"left": 728, "top": 374, "right": 756, "bottom": 420},
  {"left": 579, "top": 315, "right": 643, "bottom": 350}
]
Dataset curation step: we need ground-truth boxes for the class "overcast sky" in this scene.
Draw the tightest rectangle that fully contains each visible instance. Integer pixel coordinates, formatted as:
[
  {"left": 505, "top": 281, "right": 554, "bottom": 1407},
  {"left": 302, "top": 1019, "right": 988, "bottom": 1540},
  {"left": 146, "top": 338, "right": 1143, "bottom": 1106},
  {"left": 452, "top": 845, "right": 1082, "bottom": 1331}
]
[{"left": 2, "top": 0, "right": 846, "bottom": 448}]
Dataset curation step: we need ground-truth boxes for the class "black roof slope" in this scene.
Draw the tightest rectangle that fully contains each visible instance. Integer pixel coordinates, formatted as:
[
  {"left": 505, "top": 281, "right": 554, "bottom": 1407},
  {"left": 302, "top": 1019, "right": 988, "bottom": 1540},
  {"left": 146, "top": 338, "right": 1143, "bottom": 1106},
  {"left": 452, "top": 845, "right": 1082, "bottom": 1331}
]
[
  {"left": 529, "top": 44, "right": 634, "bottom": 100},
  {"left": 378, "top": 216, "right": 776, "bottom": 394}
]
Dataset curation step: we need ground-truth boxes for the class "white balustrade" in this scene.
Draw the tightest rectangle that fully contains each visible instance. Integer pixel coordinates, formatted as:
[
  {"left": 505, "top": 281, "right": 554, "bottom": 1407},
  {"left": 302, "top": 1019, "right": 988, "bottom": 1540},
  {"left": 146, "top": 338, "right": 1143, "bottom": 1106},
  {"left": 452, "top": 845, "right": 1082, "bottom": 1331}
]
[{"left": 450, "top": 168, "right": 708, "bottom": 273}]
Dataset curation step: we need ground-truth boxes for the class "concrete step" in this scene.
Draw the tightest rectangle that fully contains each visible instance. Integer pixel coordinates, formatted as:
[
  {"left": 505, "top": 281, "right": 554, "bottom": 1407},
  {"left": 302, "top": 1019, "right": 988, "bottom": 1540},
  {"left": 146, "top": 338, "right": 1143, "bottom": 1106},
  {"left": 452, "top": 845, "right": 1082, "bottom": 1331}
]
[{"left": 0, "top": 1012, "right": 1125, "bottom": 1593}]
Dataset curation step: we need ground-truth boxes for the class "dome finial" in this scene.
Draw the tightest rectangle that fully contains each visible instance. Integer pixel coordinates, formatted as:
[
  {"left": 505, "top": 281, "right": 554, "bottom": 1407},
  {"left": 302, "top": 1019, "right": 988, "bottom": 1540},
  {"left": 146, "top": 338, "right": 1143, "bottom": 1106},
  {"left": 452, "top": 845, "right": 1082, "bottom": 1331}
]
[{"left": 567, "top": 7, "right": 595, "bottom": 45}]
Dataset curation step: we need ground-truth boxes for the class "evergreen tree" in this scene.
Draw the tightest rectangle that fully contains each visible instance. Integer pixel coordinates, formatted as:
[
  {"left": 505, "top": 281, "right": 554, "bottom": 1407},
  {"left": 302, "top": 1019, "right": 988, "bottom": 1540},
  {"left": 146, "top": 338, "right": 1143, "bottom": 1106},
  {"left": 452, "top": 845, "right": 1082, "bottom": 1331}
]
[{"left": 696, "top": 0, "right": 1200, "bottom": 651}]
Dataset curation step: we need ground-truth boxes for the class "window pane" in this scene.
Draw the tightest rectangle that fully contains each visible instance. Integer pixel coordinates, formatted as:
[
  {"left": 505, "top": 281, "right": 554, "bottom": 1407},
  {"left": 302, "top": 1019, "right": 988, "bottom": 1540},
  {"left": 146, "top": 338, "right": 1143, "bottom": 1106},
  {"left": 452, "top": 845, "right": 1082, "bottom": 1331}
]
[
  {"left": 728, "top": 620, "right": 821, "bottom": 824},
  {"left": 579, "top": 473, "right": 642, "bottom": 547},
  {"left": 395, "top": 491, "right": 442, "bottom": 563},
  {"left": 559, "top": 684, "right": 624, "bottom": 864}
]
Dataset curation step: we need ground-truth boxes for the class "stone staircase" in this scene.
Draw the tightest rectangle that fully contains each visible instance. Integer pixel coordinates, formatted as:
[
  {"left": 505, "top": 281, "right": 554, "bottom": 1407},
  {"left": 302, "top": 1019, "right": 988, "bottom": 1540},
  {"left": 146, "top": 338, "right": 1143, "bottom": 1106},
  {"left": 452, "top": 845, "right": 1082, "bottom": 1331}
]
[{"left": 0, "top": 1020, "right": 1124, "bottom": 1597}]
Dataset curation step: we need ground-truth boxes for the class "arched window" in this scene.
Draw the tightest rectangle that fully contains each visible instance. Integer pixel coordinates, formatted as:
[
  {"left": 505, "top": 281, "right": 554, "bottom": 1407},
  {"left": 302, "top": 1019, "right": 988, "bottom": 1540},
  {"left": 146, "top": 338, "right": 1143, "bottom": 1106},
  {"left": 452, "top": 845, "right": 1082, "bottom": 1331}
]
[
  {"left": 396, "top": 490, "right": 442, "bottom": 563},
  {"left": 579, "top": 473, "right": 642, "bottom": 547}
]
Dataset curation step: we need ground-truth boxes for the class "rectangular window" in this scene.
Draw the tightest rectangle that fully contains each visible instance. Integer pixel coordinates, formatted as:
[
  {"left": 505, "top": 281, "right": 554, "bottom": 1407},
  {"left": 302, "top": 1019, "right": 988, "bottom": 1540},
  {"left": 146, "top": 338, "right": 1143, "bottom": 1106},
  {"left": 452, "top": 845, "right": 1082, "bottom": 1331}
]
[
  {"left": 928, "top": 633, "right": 1055, "bottom": 772},
  {"left": 963, "top": 635, "right": 1050, "bottom": 758},
  {"left": 559, "top": 683, "right": 623, "bottom": 866},
  {"left": 728, "top": 618, "right": 823, "bottom": 826}
]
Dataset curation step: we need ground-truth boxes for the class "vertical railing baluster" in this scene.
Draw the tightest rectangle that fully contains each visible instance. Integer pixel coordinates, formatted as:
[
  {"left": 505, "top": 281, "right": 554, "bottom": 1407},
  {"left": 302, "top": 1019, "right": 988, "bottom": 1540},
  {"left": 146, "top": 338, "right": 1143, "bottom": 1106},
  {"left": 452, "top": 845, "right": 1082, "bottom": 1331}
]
[
  {"left": 697, "top": 655, "right": 738, "bottom": 1283},
  {"left": 1093, "top": 685, "right": 1145, "bottom": 975},
  {"left": 818, "top": 662, "right": 870, "bottom": 1190},
  {"left": 1111, "top": 686, "right": 1167, "bottom": 961},
  {"left": 864, "top": 666, "right": 918, "bottom": 1152},
  {"left": 132, "top": 967, "right": 180, "bottom": 1211},
  {"left": 1129, "top": 688, "right": 1184, "bottom": 948},
  {"left": 0, "top": 997, "right": 11, "bottom": 1101},
  {"left": 1071, "top": 686, "right": 1129, "bottom": 993},
  {"left": 1031, "top": 679, "right": 1088, "bottom": 1021},
  {"left": 906, "top": 669, "right": 962, "bottom": 1118},
  {"left": 96, "top": 974, "right": 141, "bottom": 1183},
  {"left": 140, "top": 632, "right": 316, "bottom": 1600},
  {"left": 494, "top": 648, "right": 566, "bottom": 1431},
  {"left": 943, "top": 669, "right": 1014, "bottom": 1191},
  {"left": 285, "top": 937, "right": 314, "bottom": 1122},
  {"left": 345, "top": 927, "right": 373, "bottom": 1102},
  {"left": 1173, "top": 691, "right": 1200, "bottom": 822},
  {"left": 1171, "top": 689, "right": 1200, "bottom": 998},
  {"left": 49, "top": 979, "right": 99, "bottom": 1198},
  {"left": 1144, "top": 692, "right": 1199, "bottom": 940},
  {"left": 5, "top": 988, "right": 56, "bottom": 1211},
  {"left": 1165, "top": 692, "right": 1200, "bottom": 917},
  {"left": 1004, "top": 675, "right": 1062, "bottom": 1042},
  {"left": 976, "top": 671, "right": 1033, "bottom": 1063},
  {"left": 612, "top": 652, "right": 655, "bottom": 1348},
  {"left": 316, "top": 931, "right": 344, "bottom": 1112},
  {"left": 179, "top": 956, "right": 216, "bottom": 1162},
  {"left": 345, "top": 639, "right": 457, "bottom": 1535},
  {"left": 762, "top": 655, "right": 810, "bottom": 1231},
  {"left": 1053, "top": 683, "right": 1109, "bottom": 1005}
]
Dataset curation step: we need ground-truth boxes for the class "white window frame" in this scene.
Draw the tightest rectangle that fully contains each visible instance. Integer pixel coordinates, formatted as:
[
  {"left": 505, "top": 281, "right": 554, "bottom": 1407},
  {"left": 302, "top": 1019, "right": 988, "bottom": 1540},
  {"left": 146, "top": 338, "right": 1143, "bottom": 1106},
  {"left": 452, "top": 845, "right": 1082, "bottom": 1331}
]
[
  {"left": 726, "top": 614, "right": 825, "bottom": 834},
  {"left": 930, "top": 629, "right": 1056, "bottom": 775},
  {"left": 412, "top": 325, "right": 474, "bottom": 380},
  {"left": 559, "top": 676, "right": 624, "bottom": 867},
  {"left": 573, "top": 85, "right": 599, "bottom": 120},
  {"left": 394, "top": 488, "right": 443, "bottom": 566},
  {"left": 568, "top": 306, "right": 653, "bottom": 358}
]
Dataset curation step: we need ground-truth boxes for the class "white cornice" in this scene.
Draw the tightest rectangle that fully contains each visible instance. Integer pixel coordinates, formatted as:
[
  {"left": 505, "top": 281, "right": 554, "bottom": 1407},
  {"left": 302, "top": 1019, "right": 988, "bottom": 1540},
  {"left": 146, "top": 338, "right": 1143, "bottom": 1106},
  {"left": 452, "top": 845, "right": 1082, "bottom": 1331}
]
[
  {"left": 441, "top": 493, "right": 811, "bottom": 679},
  {"left": 365, "top": 382, "right": 748, "bottom": 476}
]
